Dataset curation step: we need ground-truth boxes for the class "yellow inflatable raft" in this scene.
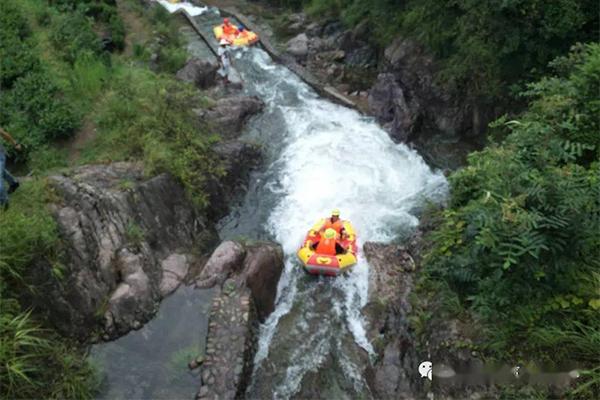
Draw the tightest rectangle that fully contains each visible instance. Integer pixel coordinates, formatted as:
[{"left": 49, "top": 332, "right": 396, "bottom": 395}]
[
  {"left": 297, "top": 219, "right": 358, "bottom": 276},
  {"left": 213, "top": 24, "right": 259, "bottom": 47}
]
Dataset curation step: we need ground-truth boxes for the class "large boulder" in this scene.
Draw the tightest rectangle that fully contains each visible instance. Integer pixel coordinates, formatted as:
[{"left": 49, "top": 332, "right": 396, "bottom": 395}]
[
  {"left": 26, "top": 163, "right": 218, "bottom": 340},
  {"left": 362, "top": 242, "right": 421, "bottom": 399},
  {"left": 368, "top": 73, "right": 420, "bottom": 142},
  {"left": 198, "top": 96, "right": 264, "bottom": 140},
  {"left": 286, "top": 33, "right": 309, "bottom": 59},
  {"left": 176, "top": 58, "right": 219, "bottom": 89}
]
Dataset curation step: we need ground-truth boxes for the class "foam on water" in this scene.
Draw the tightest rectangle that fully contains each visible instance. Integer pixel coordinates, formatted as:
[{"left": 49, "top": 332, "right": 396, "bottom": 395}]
[
  {"left": 154, "top": 0, "right": 207, "bottom": 16},
  {"left": 230, "top": 49, "right": 447, "bottom": 396}
]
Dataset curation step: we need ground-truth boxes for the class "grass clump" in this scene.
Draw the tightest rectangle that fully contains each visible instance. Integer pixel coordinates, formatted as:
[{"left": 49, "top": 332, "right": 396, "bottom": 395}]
[
  {"left": 0, "top": 179, "right": 60, "bottom": 289},
  {"left": 0, "top": 299, "right": 99, "bottom": 399},
  {"left": 82, "top": 67, "right": 223, "bottom": 208},
  {"left": 0, "top": 180, "right": 99, "bottom": 399}
]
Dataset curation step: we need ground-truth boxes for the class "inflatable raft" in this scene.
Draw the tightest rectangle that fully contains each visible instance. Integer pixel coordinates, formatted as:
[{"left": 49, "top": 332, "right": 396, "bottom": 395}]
[
  {"left": 297, "top": 219, "right": 358, "bottom": 276},
  {"left": 213, "top": 24, "right": 259, "bottom": 47}
]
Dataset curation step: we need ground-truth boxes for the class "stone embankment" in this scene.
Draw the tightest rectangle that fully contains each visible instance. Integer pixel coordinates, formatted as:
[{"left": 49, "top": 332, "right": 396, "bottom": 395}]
[{"left": 194, "top": 241, "right": 284, "bottom": 400}]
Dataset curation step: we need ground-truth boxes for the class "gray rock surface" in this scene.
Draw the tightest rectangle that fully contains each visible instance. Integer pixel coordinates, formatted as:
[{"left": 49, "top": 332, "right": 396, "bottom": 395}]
[
  {"left": 159, "top": 253, "right": 190, "bottom": 297},
  {"left": 286, "top": 33, "right": 309, "bottom": 59},
  {"left": 176, "top": 58, "right": 219, "bottom": 89},
  {"left": 27, "top": 162, "right": 217, "bottom": 339},
  {"left": 193, "top": 240, "right": 284, "bottom": 400},
  {"left": 368, "top": 73, "right": 420, "bottom": 142},
  {"left": 362, "top": 242, "right": 420, "bottom": 399},
  {"left": 195, "top": 241, "right": 247, "bottom": 289},
  {"left": 198, "top": 96, "right": 264, "bottom": 140},
  {"left": 368, "top": 37, "right": 496, "bottom": 157},
  {"left": 207, "top": 140, "right": 262, "bottom": 219}
]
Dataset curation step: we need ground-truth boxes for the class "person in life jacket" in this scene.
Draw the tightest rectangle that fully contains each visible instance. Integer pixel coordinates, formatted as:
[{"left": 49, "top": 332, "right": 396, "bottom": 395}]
[
  {"left": 315, "top": 228, "right": 338, "bottom": 256},
  {"left": 319, "top": 208, "right": 346, "bottom": 239},
  {"left": 237, "top": 25, "right": 249, "bottom": 39},
  {"left": 222, "top": 18, "right": 237, "bottom": 36}
]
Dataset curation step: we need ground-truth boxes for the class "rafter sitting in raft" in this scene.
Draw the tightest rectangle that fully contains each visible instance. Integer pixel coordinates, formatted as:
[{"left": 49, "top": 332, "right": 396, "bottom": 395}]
[
  {"left": 297, "top": 210, "right": 358, "bottom": 276},
  {"left": 213, "top": 18, "right": 259, "bottom": 47}
]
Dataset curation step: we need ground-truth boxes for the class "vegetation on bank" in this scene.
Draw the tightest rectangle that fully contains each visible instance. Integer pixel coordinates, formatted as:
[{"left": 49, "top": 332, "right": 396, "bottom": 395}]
[
  {"left": 0, "top": 1, "right": 218, "bottom": 398},
  {"left": 265, "top": 0, "right": 599, "bottom": 395},
  {"left": 268, "top": 0, "right": 597, "bottom": 102},
  {"left": 416, "top": 44, "right": 600, "bottom": 397}
]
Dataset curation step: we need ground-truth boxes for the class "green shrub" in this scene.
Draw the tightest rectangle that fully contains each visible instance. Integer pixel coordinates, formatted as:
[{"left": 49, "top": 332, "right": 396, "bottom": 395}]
[
  {"left": 297, "top": 0, "right": 597, "bottom": 101},
  {"left": 49, "top": 10, "right": 103, "bottom": 64},
  {"left": 2, "top": 71, "right": 78, "bottom": 156},
  {"left": 67, "top": 51, "right": 111, "bottom": 108},
  {"left": 420, "top": 44, "right": 600, "bottom": 388},
  {"left": 0, "top": 298, "right": 98, "bottom": 399},
  {"left": 0, "top": 180, "right": 60, "bottom": 289},
  {"left": 27, "top": 145, "right": 69, "bottom": 175},
  {"left": 0, "top": 1, "right": 30, "bottom": 38},
  {"left": 108, "top": 13, "right": 126, "bottom": 50},
  {"left": 81, "top": 67, "right": 223, "bottom": 207},
  {"left": 0, "top": 2, "right": 39, "bottom": 88},
  {"left": 149, "top": 7, "right": 188, "bottom": 73}
]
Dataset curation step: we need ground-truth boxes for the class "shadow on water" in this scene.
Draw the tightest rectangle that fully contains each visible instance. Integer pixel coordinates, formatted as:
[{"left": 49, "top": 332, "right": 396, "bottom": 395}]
[{"left": 90, "top": 286, "right": 216, "bottom": 400}]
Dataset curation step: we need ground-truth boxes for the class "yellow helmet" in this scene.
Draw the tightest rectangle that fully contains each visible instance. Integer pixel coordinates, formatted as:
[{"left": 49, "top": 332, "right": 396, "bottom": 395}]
[
  {"left": 331, "top": 208, "right": 340, "bottom": 216},
  {"left": 324, "top": 228, "right": 336, "bottom": 239}
]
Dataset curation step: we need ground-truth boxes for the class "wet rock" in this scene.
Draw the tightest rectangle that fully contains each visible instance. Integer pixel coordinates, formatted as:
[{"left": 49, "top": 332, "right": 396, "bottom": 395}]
[
  {"left": 362, "top": 242, "right": 421, "bottom": 399},
  {"left": 159, "top": 253, "right": 190, "bottom": 297},
  {"left": 176, "top": 58, "right": 219, "bottom": 89},
  {"left": 306, "top": 22, "right": 322, "bottom": 37},
  {"left": 368, "top": 73, "right": 420, "bottom": 142},
  {"left": 207, "top": 140, "right": 262, "bottom": 219},
  {"left": 369, "top": 36, "right": 496, "bottom": 155},
  {"left": 279, "top": 13, "right": 306, "bottom": 36},
  {"left": 322, "top": 20, "right": 344, "bottom": 37},
  {"left": 195, "top": 240, "right": 283, "bottom": 399},
  {"left": 198, "top": 96, "right": 264, "bottom": 140},
  {"left": 238, "top": 242, "right": 284, "bottom": 321},
  {"left": 195, "top": 241, "right": 246, "bottom": 289},
  {"left": 286, "top": 33, "right": 309, "bottom": 59},
  {"left": 24, "top": 163, "right": 218, "bottom": 340},
  {"left": 345, "top": 45, "right": 377, "bottom": 67}
]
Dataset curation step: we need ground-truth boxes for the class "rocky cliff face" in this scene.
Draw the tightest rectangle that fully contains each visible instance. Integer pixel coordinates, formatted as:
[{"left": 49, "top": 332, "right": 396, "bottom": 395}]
[
  {"left": 362, "top": 241, "right": 421, "bottom": 399},
  {"left": 24, "top": 85, "right": 265, "bottom": 340},
  {"left": 278, "top": 14, "right": 493, "bottom": 169},
  {"left": 26, "top": 162, "right": 217, "bottom": 340}
]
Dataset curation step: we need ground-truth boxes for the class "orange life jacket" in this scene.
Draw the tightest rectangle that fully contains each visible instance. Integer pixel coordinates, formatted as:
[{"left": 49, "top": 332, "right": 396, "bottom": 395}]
[
  {"left": 322, "top": 218, "right": 344, "bottom": 235},
  {"left": 315, "top": 237, "right": 336, "bottom": 256},
  {"left": 223, "top": 23, "right": 237, "bottom": 35}
]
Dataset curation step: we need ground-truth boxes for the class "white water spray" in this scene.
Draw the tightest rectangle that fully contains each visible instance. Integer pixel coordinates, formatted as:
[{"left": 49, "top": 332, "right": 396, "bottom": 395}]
[{"left": 230, "top": 49, "right": 447, "bottom": 397}]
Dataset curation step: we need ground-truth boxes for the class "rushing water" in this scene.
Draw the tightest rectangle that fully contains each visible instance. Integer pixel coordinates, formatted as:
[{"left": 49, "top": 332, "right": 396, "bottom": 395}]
[
  {"left": 90, "top": 23, "right": 446, "bottom": 396},
  {"left": 217, "top": 48, "right": 448, "bottom": 398}
]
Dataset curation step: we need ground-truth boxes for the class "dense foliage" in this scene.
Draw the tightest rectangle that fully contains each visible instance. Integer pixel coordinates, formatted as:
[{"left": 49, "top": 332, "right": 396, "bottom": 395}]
[
  {"left": 420, "top": 43, "right": 600, "bottom": 396},
  {"left": 1, "top": 6, "right": 220, "bottom": 395},
  {"left": 269, "top": 0, "right": 598, "bottom": 100}
]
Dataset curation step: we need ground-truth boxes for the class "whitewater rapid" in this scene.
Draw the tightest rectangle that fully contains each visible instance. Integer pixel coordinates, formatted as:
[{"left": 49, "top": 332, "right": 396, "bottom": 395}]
[{"left": 220, "top": 48, "right": 447, "bottom": 398}]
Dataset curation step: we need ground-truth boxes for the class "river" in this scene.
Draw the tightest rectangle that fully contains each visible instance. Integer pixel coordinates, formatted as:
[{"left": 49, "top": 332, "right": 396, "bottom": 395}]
[
  {"left": 220, "top": 48, "right": 447, "bottom": 398},
  {"left": 92, "top": 19, "right": 446, "bottom": 399}
]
